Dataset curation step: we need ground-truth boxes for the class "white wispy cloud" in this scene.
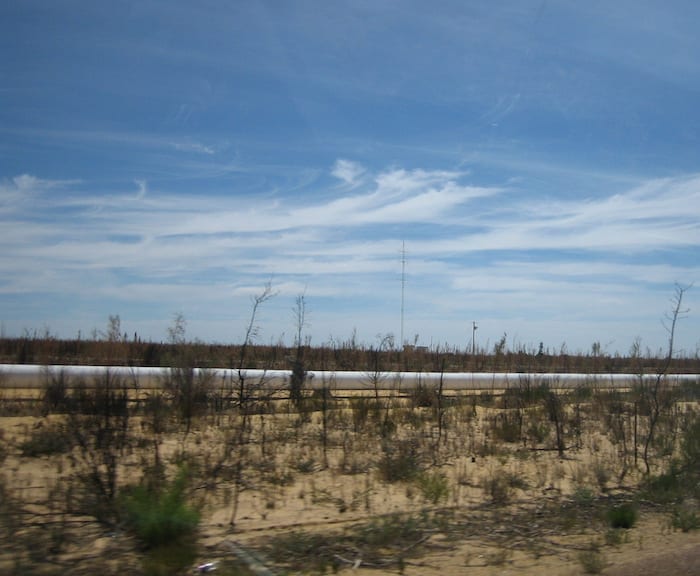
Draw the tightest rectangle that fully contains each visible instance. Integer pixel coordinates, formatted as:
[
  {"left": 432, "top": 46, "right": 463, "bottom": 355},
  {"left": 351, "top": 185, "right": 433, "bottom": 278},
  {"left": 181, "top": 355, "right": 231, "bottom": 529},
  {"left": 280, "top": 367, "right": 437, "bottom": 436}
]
[
  {"left": 171, "top": 140, "right": 216, "bottom": 155},
  {"left": 331, "top": 159, "right": 365, "bottom": 185},
  {"left": 5, "top": 167, "right": 699, "bottom": 272},
  {"left": 134, "top": 179, "right": 148, "bottom": 200},
  {"left": 0, "top": 174, "right": 80, "bottom": 213},
  {"left": 2, "top": 164, "right": 698, "bottom": 350},
  {"left": 3, "top": 127, "right": 220, "bottom": 159}
]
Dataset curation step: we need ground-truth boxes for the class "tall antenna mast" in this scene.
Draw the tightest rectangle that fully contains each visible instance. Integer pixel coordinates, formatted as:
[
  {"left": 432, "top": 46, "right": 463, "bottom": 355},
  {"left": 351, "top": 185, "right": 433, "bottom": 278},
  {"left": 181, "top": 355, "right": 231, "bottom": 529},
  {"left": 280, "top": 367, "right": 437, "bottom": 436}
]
[{"left": 400, "top": 240, "right": 406, "bottom": 348}]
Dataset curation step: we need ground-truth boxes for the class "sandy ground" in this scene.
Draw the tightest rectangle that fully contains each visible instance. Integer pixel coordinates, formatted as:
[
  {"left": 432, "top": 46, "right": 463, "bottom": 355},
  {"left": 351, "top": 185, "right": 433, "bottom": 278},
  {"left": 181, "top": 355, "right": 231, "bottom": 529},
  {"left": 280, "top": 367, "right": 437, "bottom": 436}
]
[
  {"left": 1, "top": 397, "right": 699, "bottom": 575},
  {"left": 196, "top": 481, "right": 700, "bottom": 576}
]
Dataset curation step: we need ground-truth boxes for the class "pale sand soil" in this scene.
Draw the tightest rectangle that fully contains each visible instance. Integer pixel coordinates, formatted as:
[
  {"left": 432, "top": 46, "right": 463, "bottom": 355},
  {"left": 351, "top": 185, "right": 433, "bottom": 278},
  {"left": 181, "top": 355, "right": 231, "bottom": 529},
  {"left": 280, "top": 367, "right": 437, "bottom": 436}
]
[
  {"left": 203, "top": 502, "right": 700, "bottom": 576},
  {"left": 2, "top": 402, "right": 699, "bottom": 575},
  {"left": 606, "top": 544, "right": 700, "bottom": 576}
]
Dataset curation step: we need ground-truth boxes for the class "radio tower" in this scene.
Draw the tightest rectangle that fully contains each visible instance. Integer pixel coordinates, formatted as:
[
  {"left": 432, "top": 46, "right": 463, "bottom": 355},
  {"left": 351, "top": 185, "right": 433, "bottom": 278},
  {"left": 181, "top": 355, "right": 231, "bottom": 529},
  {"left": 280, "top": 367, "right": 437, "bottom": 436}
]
[{"left": 400, "top": 241, "right": 406, "bottom": 348}]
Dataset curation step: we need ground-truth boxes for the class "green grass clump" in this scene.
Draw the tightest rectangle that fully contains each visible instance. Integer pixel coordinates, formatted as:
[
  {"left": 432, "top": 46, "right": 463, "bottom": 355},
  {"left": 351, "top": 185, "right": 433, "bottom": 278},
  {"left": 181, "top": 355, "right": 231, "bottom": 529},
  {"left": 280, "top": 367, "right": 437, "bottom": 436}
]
[
  {"left": 355, "top": 513, "right": 427, "bottom": 547},
  {"left": 643, "top": 465, "right": 684, "bottom": 503},
  {"left": 378, "top": 438, "right": 421, "bottom": 482},
  {"left": 604, "top": 528, "right": 626, "bottom": 547},
  {"left": 415, "top": 471, "right": 449, "bottom": 504},
  {"left": 578, "top": 543, "right": 605, "bottom": 574},
  {"left": 572, "top": 486, "right": 596, "bottom": 506},
  {"left": 483, "top": 473, "right": 512, "bottom": 505},
  {"left": 141, "top": 540, "right": 198, "bottom": 576},
  {"left": 606, "top": 503, "right": 637, "bottom": 529},
  {"left": 123, "top": 467, "right": 200, "bottom": 549}
]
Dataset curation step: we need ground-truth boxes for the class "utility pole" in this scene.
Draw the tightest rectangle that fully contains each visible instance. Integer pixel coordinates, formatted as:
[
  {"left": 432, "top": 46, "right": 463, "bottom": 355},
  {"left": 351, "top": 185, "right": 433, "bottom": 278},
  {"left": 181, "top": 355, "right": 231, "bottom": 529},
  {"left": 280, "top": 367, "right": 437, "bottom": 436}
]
[{"left": 472, "top": 321, "right": 478, "bottom": 356}]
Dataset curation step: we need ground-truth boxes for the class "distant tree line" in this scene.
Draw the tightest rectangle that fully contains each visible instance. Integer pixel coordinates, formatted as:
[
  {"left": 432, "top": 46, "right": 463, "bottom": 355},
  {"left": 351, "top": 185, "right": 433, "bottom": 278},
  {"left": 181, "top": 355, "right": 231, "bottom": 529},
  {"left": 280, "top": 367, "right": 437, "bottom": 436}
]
[{"left": 1, "top": 334, "right": 698, "bottom": 374}]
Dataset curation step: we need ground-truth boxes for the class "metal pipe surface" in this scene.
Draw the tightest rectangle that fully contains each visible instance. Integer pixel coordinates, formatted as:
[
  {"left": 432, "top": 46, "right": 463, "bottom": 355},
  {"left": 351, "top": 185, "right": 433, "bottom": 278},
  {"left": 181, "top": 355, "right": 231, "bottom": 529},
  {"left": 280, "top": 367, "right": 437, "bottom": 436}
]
[{"left": 1, "top": 364, "right": 697, "bottom": 391}]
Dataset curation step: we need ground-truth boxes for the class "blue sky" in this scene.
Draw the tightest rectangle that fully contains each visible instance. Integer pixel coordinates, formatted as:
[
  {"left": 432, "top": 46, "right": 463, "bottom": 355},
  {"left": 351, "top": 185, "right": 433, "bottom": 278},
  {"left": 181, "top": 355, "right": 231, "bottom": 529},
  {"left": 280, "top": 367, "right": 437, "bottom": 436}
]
[{"left": 1, "top": 1, "right": 699, "bottom": 356}]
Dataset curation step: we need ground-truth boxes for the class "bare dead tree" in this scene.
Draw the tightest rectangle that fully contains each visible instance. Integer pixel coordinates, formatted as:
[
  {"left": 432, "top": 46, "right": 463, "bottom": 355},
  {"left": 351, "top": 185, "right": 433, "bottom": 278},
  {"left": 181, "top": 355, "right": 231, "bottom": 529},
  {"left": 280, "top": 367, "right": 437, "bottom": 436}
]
[
  {"left": 235, "top": 283, "right": 275, "bottom": 405},
  {"left": 163, "top": 313, "right": 211, "bottom": 436},
  {"left": 641, "top": 283, "right": 692, "bottom": 475},
  {"left": 290, "top": 291, "right": 308, "bottom": 409},
  {"left": 227, "top": 283, "right": 276, "bottom": 527},
  {"left": 66, "top": 369, "right": 131, "bottom": 523},
  {"left": 544, "top": 385, "right": 566, "bottom": 458},
  {"left": 365, "top": 333, "right": 395, "bottom": 437}
]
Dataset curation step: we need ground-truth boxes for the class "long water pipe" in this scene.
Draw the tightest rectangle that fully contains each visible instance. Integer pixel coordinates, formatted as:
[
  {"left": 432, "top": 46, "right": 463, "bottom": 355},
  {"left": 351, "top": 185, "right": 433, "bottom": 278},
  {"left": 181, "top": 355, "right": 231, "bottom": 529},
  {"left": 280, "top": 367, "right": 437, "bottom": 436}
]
[{"left": 1, "top": 364, "right": 698, "bottom": 391}]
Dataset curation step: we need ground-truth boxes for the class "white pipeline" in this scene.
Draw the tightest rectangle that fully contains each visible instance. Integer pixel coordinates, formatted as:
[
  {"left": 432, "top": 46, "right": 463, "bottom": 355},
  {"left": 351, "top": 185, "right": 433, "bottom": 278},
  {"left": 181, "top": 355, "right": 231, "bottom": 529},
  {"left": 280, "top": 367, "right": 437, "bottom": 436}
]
[{"left": 1, "top": 364, "right": 698, "bottom": 391}]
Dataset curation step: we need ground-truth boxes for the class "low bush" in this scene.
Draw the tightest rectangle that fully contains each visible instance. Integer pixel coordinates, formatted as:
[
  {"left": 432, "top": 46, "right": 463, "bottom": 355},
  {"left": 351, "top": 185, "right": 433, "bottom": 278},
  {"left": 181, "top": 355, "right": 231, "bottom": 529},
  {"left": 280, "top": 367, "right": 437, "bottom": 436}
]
[
  {"left": 572, "top": 486, "right": 596, "bottom": 506},
  {"left": 350, "top": 396, "right": 381, "bottom": 433},
  {"left": 680, "top": 413, "right": 700, "bottom": 475},
  {"left": 483, "top": 472, "right": 513, "bottom": 505},
  {"left": 141, "top": 539, "right": 198, "bottom": 576},
  {"left": 410, "top": 382, "right": 436, "bottom": 408},
  {"left": 415, "top": 471, "right": 449, "bottom": 504},
  {"left": 643, "top": 414, "right": 700, "bottom": 505},
  {"left": 123, "top": 467, "right": 200, "bottom": 549},
  {"left": 490, "top": 412, "right": 522, "bottom": 443},
  {"left": 643, "top": 465, "right": 685, "bottom": 503},
  {"left": 526, "top": 419, "right": 550, "bottom": 444},
  {"left": 671, "top": 507, "right": 700, "bottom": 532},
  {"left": 606, "top": 503, "right": 637, "bottom": 529},
  {"left": 503, "top": 380, "right": 550, "bottom": 406},
  {"left": 578, "top": 544, "right": 605, "bottom": 574},
  {"left": 604, "top": 528, "right": 626, "bottom": 547},
  {"left": 355, "top": 513, "right": 428, "bottom": 547},
  {"left": 20, "top": 423, "right": 72, "bottom": 457},
  {"left": 378, "top": 438, "right": 422, "bottom": 482},
  {"left": 42, "top": 370, "right": 71, "bottom": 414}
]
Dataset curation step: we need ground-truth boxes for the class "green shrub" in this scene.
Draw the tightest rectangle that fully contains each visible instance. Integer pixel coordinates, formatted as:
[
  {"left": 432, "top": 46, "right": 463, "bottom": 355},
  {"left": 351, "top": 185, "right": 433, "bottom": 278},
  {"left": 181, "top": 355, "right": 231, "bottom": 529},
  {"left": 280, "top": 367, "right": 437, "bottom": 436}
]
[
  {"left": 681, "top": 414, "right": 700, "bottom": 474},
  {"left": 351, "top": 396, "right": 379, "bottom": 433},
  {"left": 504, "top": 380, "right": 550, "bottom": 406},
  {"left": 644, "top": 415, "right": 700, "bottom": 505},
  {"left": 572, "top": 486, "right": 596, "bottom": 506},
  {"left": 578, "top": 544, "right": 605, "bottom": 574},
  {"left": 378, "top": 438, "right": 421, "bottom": 482},
  {"left": 356, "top": 513, "right": 426, "bottom": 547},
  {"left": 643, "top": 465, "right": 684, "bottom": 503},
  {"left": 593, "top": 462, "right": 611, "bottom": 492},
  {"left": 490, "top": 412, "right": 522, "bottom": 443},
  {"left": 671, "top": 507, "right": 700, "bottom": 532},
  {"left": 572, "top": 385, "right": 593, "bottom": 402},
  {"left": 478, "top": 392, "right": 494, "bottom": 406},
  {"left": 410, "top": 383, "right": 436, "bottom": 408},
  {"left": 526, "top": 419, "right": 550, "bottom": 444},
  {"left": 20, "top": 424, "right": 72, "bottom": 457},
  {"left": 483, "top": 473, "right": 512, "bottom": 505},
  {"left": 141, "top": 539, "right": 198, "bottom": 576},
  {"left": 606, "top": 503, "right": 637, "bottom": 529},
  {"left": 604, "top": 528, "right": 626, "bottom": 547},
  {"left": 123, "top": 467, "right": 200, "bottom": 549},
  {"left": 415, "top": 471, "right": 449, "bottom": 504}
]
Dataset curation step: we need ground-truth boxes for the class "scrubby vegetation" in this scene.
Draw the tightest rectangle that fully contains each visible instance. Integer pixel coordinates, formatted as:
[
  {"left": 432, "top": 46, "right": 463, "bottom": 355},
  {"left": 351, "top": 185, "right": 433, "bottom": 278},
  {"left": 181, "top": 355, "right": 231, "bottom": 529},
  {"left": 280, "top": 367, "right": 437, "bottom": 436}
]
[
  {"left": 1, "top": 359, "right": 698, "bottom": 574},
  {"left": 1, "top": 329, "right": 699, "bottom": 374},
  {"left": 0, "top": 286, "right": 698, "bottom": 574}
]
